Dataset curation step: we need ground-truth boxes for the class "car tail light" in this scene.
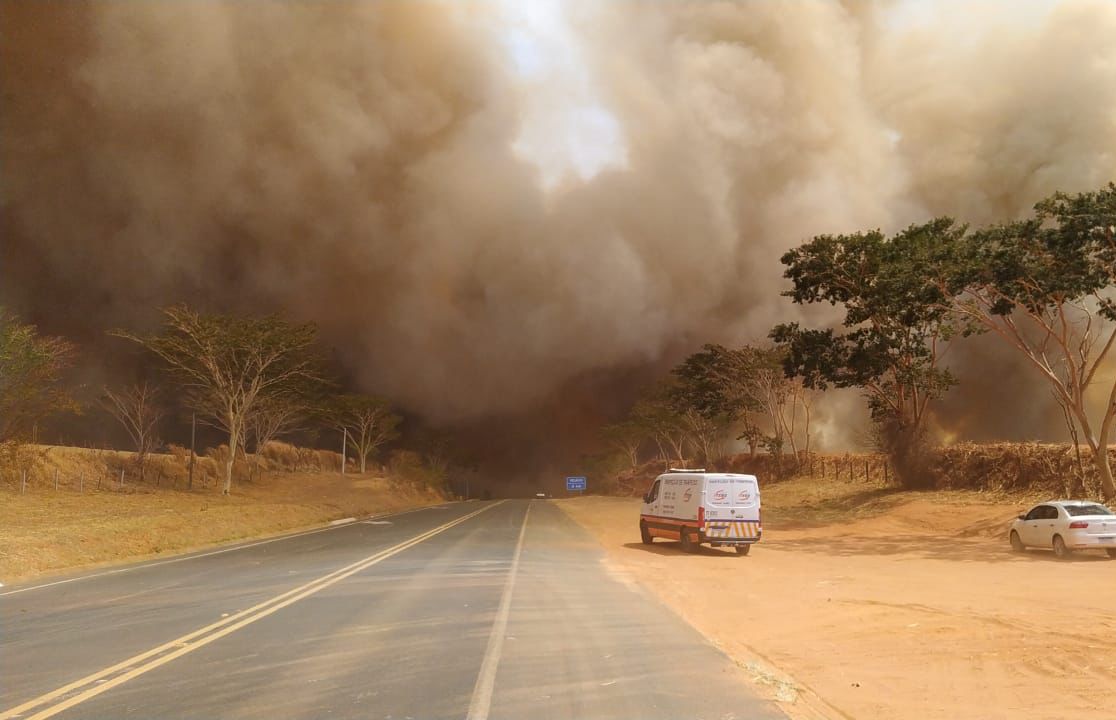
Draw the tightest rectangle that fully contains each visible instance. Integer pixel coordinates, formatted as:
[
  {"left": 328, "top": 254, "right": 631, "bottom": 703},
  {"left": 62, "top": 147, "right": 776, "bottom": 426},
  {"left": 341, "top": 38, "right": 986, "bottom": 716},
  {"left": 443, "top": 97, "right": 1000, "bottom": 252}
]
[
  {"left": 697, "top": 506, "right": 705, "bottom": 527},
  {"left": 1069, "top": 521, "right": 1089, "bottom": 529}
]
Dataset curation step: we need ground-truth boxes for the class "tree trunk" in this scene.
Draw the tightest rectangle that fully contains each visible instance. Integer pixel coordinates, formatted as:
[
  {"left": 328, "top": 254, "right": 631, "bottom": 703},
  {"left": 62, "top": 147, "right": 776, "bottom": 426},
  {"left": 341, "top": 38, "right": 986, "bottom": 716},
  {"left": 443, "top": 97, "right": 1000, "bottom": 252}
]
[
  {"left": 360, "top": 453, "right": 367, "bottom": 474},
  {"left": 224, "top": 426, "right": 238, "bottom": 495},
  {"left": 1093, "top": 447, "right": 1116, "bottom": 501}
]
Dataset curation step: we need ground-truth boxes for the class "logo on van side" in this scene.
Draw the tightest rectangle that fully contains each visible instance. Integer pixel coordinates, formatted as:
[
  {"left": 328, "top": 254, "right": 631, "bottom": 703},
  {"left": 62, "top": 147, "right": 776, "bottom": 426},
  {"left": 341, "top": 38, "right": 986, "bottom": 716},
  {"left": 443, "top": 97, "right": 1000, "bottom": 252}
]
[
  {"left": 712, "top": 489, "right": 728, "bottom": 502},
  {"left": 683, "top": 488, "right": 693, "bottom": 502}
]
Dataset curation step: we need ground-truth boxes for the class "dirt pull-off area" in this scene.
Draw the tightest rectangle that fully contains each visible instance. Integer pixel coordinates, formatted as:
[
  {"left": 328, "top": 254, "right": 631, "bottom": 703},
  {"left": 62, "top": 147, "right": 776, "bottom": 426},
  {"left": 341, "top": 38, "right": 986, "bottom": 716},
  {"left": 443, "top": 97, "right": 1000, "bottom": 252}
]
[{"left": 559, "top": 481, "right": 1115, "bottom": 720}]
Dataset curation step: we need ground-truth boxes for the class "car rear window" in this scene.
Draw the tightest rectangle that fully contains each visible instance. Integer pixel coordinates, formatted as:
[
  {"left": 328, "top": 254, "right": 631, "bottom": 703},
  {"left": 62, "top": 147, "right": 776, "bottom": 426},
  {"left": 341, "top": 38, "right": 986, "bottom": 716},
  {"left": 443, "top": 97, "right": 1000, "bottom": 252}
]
[{"left": 1064, "top": 504, "right": 1113, "bottom": 516}]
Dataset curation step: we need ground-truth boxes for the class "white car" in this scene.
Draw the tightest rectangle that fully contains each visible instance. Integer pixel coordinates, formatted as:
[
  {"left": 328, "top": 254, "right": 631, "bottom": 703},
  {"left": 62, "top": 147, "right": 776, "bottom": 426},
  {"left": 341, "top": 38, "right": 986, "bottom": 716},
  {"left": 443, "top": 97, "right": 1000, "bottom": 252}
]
[{"left": 1009, "top": 500, "right": 1116, "bottom": 559}]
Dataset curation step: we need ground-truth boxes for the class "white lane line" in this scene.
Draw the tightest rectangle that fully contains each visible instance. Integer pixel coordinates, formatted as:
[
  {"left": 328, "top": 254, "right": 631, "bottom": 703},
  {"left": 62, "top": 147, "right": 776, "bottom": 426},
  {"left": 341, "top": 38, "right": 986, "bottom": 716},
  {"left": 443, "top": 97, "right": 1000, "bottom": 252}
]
[
  {"left": 329, "top": 517, "right": 357, "bottom": 526},
  {"left": 466, "top": 502, "right": 531, "bottom": 720},
  {"left": 0, "top": 503, "right": 458, "bottom": 597},
  {"left": 0, "top": 502, "right": 504, "bottom": 720}
]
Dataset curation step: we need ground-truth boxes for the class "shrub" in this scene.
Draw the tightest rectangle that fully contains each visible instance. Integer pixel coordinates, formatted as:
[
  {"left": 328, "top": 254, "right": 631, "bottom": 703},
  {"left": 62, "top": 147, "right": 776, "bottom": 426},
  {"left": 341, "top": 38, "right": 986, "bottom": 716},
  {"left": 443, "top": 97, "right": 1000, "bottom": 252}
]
[{"left": 260, "top": 441, "right": 300, "bottom": 472}]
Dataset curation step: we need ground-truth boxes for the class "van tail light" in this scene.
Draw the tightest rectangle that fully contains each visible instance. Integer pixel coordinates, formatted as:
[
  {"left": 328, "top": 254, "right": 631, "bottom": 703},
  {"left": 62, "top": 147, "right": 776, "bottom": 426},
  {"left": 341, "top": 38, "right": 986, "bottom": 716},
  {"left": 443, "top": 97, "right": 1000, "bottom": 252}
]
[
  {"left": 1069, "top": 521, "right": 1089, "bottom": 529},
  {"left": 697, "top": 506, "right": 705, "bottom": 527}
]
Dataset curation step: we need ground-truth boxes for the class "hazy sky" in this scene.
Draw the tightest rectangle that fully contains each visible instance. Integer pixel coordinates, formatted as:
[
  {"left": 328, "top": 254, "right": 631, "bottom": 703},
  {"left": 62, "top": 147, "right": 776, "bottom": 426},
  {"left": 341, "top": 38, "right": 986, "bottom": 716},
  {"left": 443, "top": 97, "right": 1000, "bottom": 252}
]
[{"left": 3, "top": 0, "right": 1115, "bottom": 458}]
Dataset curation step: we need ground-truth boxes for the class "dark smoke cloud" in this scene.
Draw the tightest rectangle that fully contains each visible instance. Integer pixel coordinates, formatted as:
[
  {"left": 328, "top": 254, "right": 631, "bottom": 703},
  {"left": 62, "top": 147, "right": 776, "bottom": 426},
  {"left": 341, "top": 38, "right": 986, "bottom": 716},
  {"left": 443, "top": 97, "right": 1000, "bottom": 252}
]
[{"left": 3, "top": 1, "right": 1115, "bottom": 450}]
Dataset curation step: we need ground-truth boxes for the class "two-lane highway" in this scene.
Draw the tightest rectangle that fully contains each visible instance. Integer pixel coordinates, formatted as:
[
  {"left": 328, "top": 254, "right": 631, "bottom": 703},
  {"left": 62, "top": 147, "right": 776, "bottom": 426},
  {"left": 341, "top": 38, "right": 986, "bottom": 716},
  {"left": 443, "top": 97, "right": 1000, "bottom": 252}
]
[{"left": 1, "top": 501, "right": 786, "bottom": 719}]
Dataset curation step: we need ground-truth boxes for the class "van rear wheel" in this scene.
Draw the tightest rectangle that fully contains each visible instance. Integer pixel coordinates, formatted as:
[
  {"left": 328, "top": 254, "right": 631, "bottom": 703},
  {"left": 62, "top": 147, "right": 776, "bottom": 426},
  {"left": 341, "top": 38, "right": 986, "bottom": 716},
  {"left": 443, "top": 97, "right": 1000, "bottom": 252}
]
[
  {"left": 734, "top": 544, "right": 751, "bottom": 556},
  {"left": 679, "top": 527, "right": 697, "bottom": 553},
  {"left": 640, "top": 521, "right": 653, "bottom": 545}
]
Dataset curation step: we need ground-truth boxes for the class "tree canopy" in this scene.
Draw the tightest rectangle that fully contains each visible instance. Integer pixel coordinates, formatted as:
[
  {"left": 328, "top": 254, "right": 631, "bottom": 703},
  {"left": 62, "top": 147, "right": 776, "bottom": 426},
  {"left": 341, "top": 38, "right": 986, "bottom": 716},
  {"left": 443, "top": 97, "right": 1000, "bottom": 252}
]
[
  {"left": 941, "top": 184, "right": 1116, "bottom": 499},
  {"left": 0, "top": 309, "right": 75, "bottom": 446},
  {"left": 116, "top": 305, "right": 328, "bottom": 493},
  {"left": 772, "top": 219, "right": 971, "bottom": 481}
]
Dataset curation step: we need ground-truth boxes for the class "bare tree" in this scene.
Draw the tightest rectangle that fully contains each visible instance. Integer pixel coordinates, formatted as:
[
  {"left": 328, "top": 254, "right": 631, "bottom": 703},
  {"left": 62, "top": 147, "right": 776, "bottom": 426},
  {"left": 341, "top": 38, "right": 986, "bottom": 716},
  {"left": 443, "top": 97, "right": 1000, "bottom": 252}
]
[
  {"left": 680, "top": 408, "right": 726, "bottom": 467},
  {"left": 100, "top": 382, "right": 163, "bottom": 482},
  {"left": 115, "top": 306, "right": 327, "bottom": 495},
  {"left": 329, "top": 394, "right": 401, "bottom": 474},
  {"left": 245, "top": 396, "right": 306, "bottom": 479},
  {"left": 747, "top": 352, "right": 813, "bottom": 462}
]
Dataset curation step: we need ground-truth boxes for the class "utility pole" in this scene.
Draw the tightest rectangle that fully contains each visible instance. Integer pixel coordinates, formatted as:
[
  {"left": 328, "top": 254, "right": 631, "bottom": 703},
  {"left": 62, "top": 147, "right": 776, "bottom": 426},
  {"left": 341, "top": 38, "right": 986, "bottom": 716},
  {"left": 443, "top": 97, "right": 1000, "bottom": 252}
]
[{"left": 188, "top": 412, "right": 196, "bottom": 490}]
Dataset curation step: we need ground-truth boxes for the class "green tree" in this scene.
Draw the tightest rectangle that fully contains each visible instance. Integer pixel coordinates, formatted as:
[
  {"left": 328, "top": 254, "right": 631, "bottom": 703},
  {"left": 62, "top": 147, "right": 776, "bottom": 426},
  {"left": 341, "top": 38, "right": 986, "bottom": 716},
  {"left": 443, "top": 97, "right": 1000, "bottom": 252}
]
[
  {"left": 629, "top": 386, "right": 688, "bottom": 468},
  {"left": 0, "top": 309, "right": 75, "bottom": 446},
  {"left": 329, "top": 394, "right": 401, "bottom": 474},
  {"left": 772, "top": 219, "right": 968, "bottom": 484},
  {"left": 671, "top": 343, "right": 813, "bottom": 462},
  {"left": 116, "top": 306, "right": 327, "bottom": 494},
  {"left": 667, "top": 358, "right": 735, "bottom": 467},
  {"left": 601, "top": 420, "right": 644, "bottom": 468},
  {"left": 942, "top": 184, "right": 1116, "bottom": 499}
]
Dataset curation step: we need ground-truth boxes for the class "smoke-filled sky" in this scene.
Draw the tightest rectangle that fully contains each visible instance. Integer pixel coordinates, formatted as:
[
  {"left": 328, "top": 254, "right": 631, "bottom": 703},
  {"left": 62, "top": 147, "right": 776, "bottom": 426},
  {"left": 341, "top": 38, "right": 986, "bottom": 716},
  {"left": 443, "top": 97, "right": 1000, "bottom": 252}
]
[{"left": 3, "top": 0, "right": 1116, "bottom": 455}]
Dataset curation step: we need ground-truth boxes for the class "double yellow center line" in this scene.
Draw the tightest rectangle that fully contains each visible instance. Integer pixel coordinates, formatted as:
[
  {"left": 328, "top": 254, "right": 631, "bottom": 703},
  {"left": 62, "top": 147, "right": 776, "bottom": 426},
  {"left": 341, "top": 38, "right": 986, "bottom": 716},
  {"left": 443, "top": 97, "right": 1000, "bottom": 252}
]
[{"left": 1, "top": 502, "right": 501, "bottom": 720}]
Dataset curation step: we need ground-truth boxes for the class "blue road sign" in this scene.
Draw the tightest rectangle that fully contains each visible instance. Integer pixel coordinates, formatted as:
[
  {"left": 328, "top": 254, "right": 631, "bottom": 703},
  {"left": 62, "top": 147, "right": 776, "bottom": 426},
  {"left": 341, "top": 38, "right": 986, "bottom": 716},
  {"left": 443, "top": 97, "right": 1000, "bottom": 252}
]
[{"left": 566, "top": 476, "right": 587, "bottom": 492}]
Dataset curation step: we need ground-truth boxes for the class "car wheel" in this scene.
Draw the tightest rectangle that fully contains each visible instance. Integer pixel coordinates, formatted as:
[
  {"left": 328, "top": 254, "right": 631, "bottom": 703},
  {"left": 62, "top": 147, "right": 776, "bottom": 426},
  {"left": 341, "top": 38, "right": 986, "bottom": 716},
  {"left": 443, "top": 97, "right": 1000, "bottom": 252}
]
[
  {"left": 1106, "top": 548, "right": 1116, "bottom": 559},
  {"left": 734, "top": 544, "right": 751, "bottom": 556},
  {"left": 1009, "top": 531, "right": 1025, "bottom": 553},
  {"left": 1052, "top": 534, "right": 1072, "bottom": 560},
  {"left": 640, "top": 520, "right": 653, "bottom": 545},
  {"left": 679, "top": 526, "right": 697, "bottom": 553}
]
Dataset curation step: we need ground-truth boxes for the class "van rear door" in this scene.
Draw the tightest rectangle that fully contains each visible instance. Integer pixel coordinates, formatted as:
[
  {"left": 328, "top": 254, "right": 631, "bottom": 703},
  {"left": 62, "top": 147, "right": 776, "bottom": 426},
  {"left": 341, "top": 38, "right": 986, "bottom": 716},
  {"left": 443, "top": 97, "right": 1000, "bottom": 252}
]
[
  {"left": 729, "top": 476, "right": 760, "bottom": 522},
  {"left": 703, "top": 475, "right": 761, "bottom": 542}
]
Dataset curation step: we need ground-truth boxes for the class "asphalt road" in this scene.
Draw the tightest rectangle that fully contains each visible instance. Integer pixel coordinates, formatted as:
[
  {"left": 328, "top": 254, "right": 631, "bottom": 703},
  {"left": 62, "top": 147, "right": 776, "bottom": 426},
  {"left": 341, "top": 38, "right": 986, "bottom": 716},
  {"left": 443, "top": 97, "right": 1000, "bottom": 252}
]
[{"left": 1, "top": 500, "right": 786, "bottom": 720}]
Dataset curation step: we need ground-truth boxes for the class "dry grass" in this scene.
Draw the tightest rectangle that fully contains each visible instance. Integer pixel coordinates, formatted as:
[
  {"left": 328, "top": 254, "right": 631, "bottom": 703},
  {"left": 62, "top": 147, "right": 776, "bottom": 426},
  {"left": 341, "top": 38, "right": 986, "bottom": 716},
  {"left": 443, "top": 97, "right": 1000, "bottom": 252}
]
[
  {"left": 605, "top": 442, "right": 1105, "bottom": 501},
  {"left": 0, "top": 445, "right": 447, "bottom": 583},
  {"left": 758, "top": 471, "right": 1046, "bottom": 529}
]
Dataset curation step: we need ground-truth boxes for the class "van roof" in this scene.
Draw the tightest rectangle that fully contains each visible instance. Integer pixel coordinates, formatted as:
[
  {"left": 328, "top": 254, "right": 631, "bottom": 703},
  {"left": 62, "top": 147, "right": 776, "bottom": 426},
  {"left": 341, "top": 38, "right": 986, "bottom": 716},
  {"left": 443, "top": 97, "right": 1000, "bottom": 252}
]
[{"left": 662, "top": 471, "right": 758, "bottom": 479}]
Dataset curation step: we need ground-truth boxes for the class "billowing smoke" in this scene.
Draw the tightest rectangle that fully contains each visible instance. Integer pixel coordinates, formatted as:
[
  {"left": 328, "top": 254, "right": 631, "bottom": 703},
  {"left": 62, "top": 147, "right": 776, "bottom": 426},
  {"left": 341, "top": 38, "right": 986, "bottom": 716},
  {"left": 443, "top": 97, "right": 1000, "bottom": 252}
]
[{"left": 3, "top": 1, "right": 1116, "bottom": 450}]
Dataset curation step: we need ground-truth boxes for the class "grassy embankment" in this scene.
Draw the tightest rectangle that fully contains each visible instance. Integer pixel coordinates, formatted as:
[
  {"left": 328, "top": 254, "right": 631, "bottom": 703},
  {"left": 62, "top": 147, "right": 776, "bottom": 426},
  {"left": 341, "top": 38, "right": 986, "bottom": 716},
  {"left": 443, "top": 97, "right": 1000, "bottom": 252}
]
[{"left": 0, "top": 443, "right": 448, "bottom": 583}]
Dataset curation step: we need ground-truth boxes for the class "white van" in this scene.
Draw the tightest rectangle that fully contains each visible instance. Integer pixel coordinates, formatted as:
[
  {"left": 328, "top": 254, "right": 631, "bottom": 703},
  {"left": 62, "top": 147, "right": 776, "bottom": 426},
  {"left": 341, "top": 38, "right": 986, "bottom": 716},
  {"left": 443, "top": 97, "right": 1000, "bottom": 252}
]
[{"left": 639, "top": 470, "right": 762, "bottom": 555}]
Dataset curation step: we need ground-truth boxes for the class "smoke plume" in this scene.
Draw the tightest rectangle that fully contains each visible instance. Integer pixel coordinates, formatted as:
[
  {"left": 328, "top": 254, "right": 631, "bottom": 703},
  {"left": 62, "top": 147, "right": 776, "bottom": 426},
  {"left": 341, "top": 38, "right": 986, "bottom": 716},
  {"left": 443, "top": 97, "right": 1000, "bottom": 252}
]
[{"left": 3, "top": 1, "right": 1116, "bottom": 447}]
